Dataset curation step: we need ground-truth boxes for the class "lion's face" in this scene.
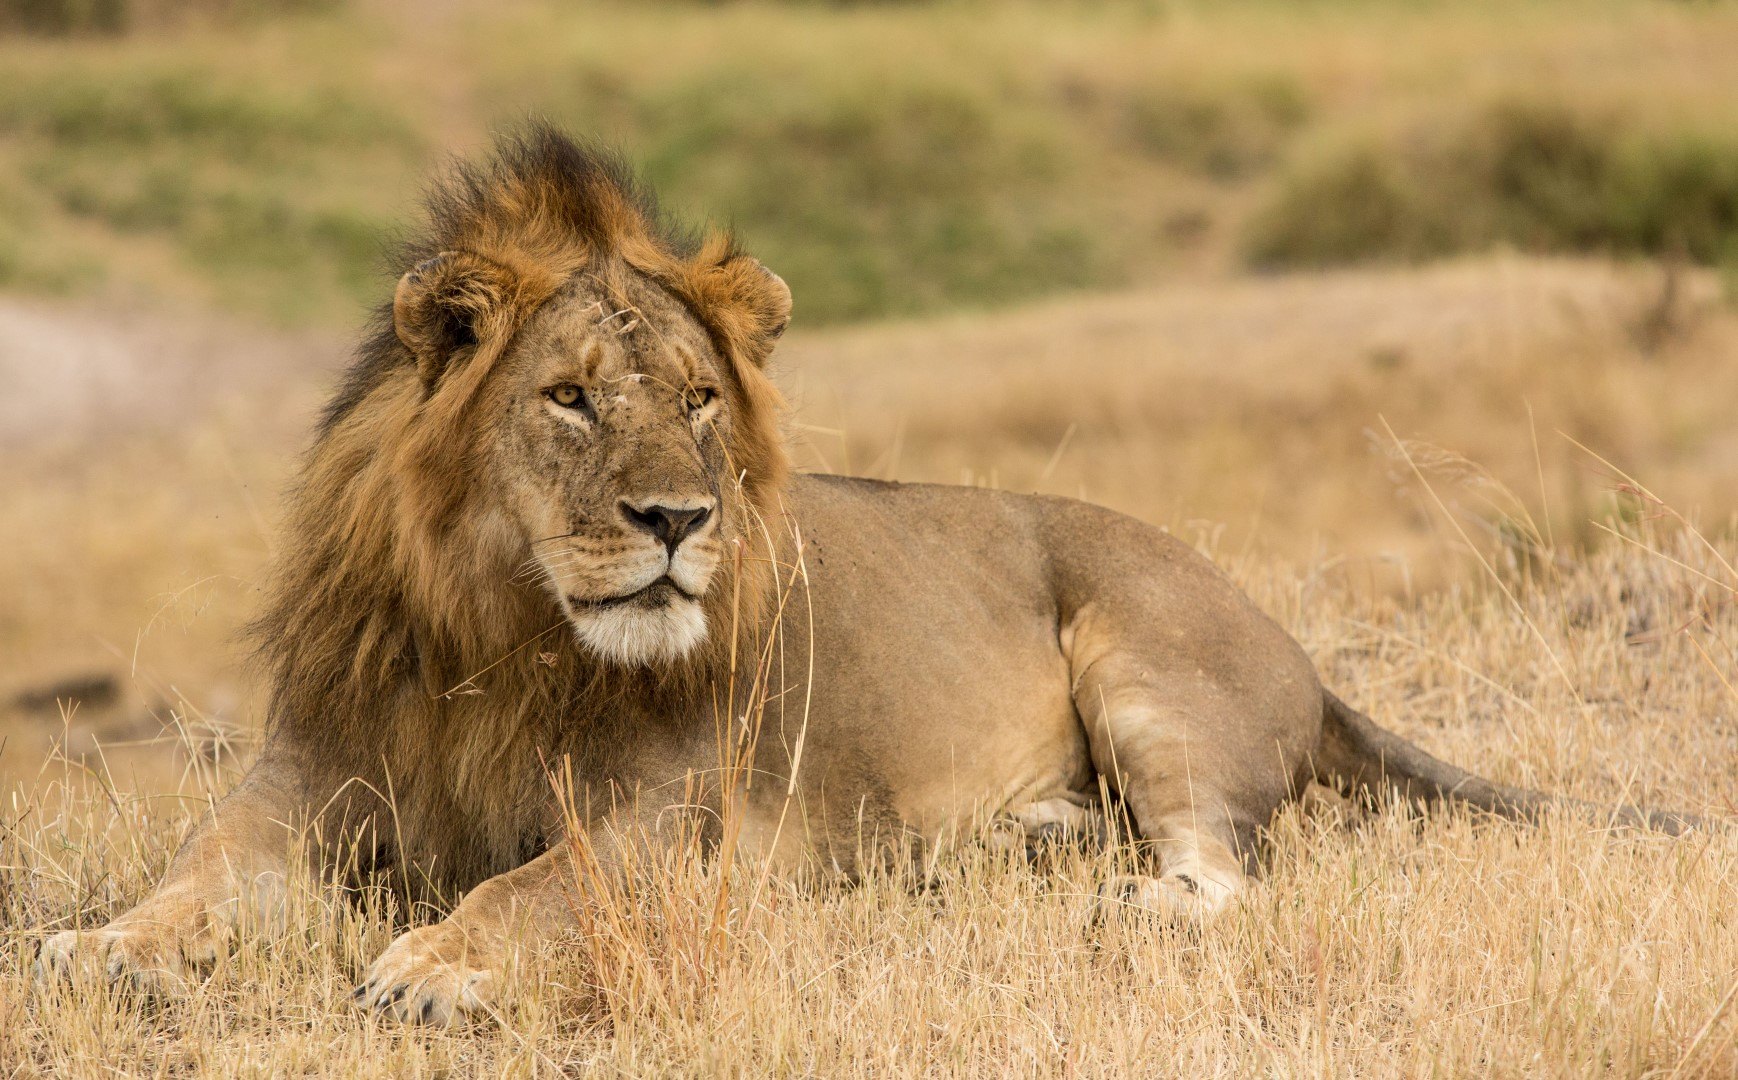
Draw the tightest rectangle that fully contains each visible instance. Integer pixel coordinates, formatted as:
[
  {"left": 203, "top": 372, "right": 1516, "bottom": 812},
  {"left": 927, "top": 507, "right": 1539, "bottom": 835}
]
[{"left": 489, "top": 276, "right": 738, "bottom": 665}]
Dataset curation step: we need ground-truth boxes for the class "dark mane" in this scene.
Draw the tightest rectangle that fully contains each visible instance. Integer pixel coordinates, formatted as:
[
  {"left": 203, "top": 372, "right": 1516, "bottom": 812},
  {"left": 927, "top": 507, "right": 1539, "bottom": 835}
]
[{"left": 416, "top": 124, "right": 702, "bottom": 265}]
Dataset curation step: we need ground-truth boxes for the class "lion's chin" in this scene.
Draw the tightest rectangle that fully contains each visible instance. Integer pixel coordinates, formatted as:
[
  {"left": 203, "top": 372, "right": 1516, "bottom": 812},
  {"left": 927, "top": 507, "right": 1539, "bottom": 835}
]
[{"left": 568, "top": 598, "right": 707, "bottom": 666}]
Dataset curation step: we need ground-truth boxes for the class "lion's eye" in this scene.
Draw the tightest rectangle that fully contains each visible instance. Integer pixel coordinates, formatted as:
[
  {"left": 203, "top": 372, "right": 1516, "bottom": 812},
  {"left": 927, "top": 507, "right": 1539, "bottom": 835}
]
[
  {"left": 547, "top": 384, "right": 587, "bottom": 410},
  {"left": 687, "top": 387, "right": 717, "bottom": 414}
]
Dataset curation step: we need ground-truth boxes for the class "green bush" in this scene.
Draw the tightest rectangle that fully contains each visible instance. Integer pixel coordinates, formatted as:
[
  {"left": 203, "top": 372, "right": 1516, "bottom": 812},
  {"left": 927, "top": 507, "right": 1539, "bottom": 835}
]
[
  {"left": 0, "top": 0, "right": 126, "bottom": 34},
  {"left": 0, "top": 0, "right": 341, "bottom": 35},
  {"left": 1245, "top": 99, "right": 1738, "bottom": 270},
  {"left": 0, "top": 69, "right": 408, "bottom": 160},
  {"left": 0, "top": 61, "right": 418, "bottom": 321},
  {"left": 1122, "top": 75, "right": 1309, "bottom": 180}
]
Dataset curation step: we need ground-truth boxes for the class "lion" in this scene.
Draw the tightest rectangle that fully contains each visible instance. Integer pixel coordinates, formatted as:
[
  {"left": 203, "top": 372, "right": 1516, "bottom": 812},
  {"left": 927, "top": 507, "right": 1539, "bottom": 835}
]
[{"left": 36, "top": 124, "right": 1697, "bottom": 1025}]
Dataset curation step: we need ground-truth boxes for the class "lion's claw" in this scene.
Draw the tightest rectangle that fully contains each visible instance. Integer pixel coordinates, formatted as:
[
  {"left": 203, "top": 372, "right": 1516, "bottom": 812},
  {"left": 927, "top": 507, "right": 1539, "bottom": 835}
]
[
  {"left": 35, "top": 922, "right": 213, "bottom": 997},
  {"left": 352, "top": 924, "right": 497, "bottom": 1026}
]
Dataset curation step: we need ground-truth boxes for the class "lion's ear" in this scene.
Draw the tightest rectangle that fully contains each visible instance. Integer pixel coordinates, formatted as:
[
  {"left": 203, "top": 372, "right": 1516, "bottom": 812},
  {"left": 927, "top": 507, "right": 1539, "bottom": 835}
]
[
  {"left": 734, "top": 260, "right": 791, "bottom": 366},
  {"left": 393, "top": 250, "right": 517, "bottom": 388},
  {"left": 686, "top": 253, "right": 791, "bottom": 369}
]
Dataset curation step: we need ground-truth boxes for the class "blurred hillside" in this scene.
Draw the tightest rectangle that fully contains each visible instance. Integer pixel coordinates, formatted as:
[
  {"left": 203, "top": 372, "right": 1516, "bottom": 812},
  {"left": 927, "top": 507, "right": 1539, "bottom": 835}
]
[{"left": 2, "top": 0, "right": 1738, "bottom": 327}]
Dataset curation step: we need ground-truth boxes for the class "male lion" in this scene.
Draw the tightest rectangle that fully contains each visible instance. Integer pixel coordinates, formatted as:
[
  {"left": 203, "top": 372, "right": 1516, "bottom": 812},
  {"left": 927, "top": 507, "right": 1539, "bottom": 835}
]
[{"left": 38, "top": 126, "right": 1694, "bottom": 1024}]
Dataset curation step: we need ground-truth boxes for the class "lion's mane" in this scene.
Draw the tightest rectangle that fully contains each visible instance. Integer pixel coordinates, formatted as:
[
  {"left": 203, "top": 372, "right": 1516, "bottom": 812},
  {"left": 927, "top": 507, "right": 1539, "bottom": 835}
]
[{"left": 250, "top": 125, "right": 789, "bottom": 782}]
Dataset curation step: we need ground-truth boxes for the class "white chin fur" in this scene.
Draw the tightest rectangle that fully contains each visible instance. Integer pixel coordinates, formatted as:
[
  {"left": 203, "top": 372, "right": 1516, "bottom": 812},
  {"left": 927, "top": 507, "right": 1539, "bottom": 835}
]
[{"left": 569, "top": 599, "right": 707, "bottom": 665}]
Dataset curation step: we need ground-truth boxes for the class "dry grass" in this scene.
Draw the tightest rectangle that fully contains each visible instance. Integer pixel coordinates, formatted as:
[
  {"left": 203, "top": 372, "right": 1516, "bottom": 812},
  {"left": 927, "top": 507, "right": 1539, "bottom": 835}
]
[
  {"left": 787, "top": 255, "right": 1738, "bottom": 588},
  {"left": 5, "top": 527, "right": 1735, "bottom": 1075},
  {"left": 2, "top": 256, "right": 1736, "bottom": 1074}
]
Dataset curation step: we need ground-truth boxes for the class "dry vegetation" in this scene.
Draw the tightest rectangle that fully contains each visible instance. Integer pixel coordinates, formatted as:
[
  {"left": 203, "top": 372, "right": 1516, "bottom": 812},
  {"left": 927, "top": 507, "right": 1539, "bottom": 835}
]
[
  {"left": 3, "top": 1, "right": 1738, "bottom": 1075},
  {"left": 2, "top": 255, "right": 1736, "bottom": 1075},
  {"left": 4, "top": 508, "right": 1736, "bottom": 1075}
]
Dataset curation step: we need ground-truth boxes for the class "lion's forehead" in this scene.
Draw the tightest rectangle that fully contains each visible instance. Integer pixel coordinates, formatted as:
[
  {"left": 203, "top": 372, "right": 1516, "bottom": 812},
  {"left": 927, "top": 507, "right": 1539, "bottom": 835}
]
[{"left": 517, "top": 276, "right": 714, "bottom": 385}]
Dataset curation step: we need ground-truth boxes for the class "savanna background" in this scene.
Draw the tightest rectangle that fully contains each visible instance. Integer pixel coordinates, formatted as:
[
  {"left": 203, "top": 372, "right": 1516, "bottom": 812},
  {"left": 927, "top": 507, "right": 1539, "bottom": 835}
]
[{"left": 2, "top": 0, "right": 1736, "bottom": 1074}]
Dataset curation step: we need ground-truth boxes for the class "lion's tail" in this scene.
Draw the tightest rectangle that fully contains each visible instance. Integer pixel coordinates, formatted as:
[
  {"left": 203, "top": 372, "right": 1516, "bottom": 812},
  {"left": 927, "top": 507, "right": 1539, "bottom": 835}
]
[{"left": 1313, "top": 690, "right": 1699, "bottom": 836}]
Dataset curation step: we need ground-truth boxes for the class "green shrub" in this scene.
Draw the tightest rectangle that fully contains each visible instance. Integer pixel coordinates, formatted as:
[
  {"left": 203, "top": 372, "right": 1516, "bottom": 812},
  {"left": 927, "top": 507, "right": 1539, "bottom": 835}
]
[
  {"left": 0, "top": 69, "right": 409, "bottom": 160},
  {"left": 0, "top": 0, "right": 126, "bottom": 34},
  {"left": 0, "top": 0, "right": 342, "bottom": 35},
  {"left": 1121, "top": 75, "right": 1309, "bottom": 180},
  {"left": 1246, "top": 99, "right": 1738, "bottom": 269},
  {"left": 0, "top": 61, "right": 417, "bottom": 321}
]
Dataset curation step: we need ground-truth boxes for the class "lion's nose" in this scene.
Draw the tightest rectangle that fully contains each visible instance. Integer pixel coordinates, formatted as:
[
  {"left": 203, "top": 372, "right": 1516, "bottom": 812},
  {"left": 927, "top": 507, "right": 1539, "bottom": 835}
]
[{"left": 621, "top": 499, "right": 714, "bottom": 552}]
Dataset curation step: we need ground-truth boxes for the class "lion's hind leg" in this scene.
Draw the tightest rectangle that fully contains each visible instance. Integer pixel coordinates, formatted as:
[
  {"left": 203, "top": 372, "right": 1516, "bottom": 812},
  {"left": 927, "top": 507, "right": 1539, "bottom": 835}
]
[{"left": 1066, "top": 615, "right": 1316, "bottom": 925}]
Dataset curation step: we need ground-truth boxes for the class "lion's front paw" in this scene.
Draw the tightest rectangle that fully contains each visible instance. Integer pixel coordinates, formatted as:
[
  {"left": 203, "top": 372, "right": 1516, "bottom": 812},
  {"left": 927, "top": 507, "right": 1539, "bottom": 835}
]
[
  {"left": 36, "top": 910, "right": 221, "bottom": 997},
  {"left": 353, "top": 923, "right": 498, "bottom": 1026}
]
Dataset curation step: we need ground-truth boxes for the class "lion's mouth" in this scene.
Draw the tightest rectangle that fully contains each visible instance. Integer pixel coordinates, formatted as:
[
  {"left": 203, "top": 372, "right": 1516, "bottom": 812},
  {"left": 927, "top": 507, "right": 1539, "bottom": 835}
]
[{"left": 567, "top": 576, "right": 695, "bottom": 611}]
